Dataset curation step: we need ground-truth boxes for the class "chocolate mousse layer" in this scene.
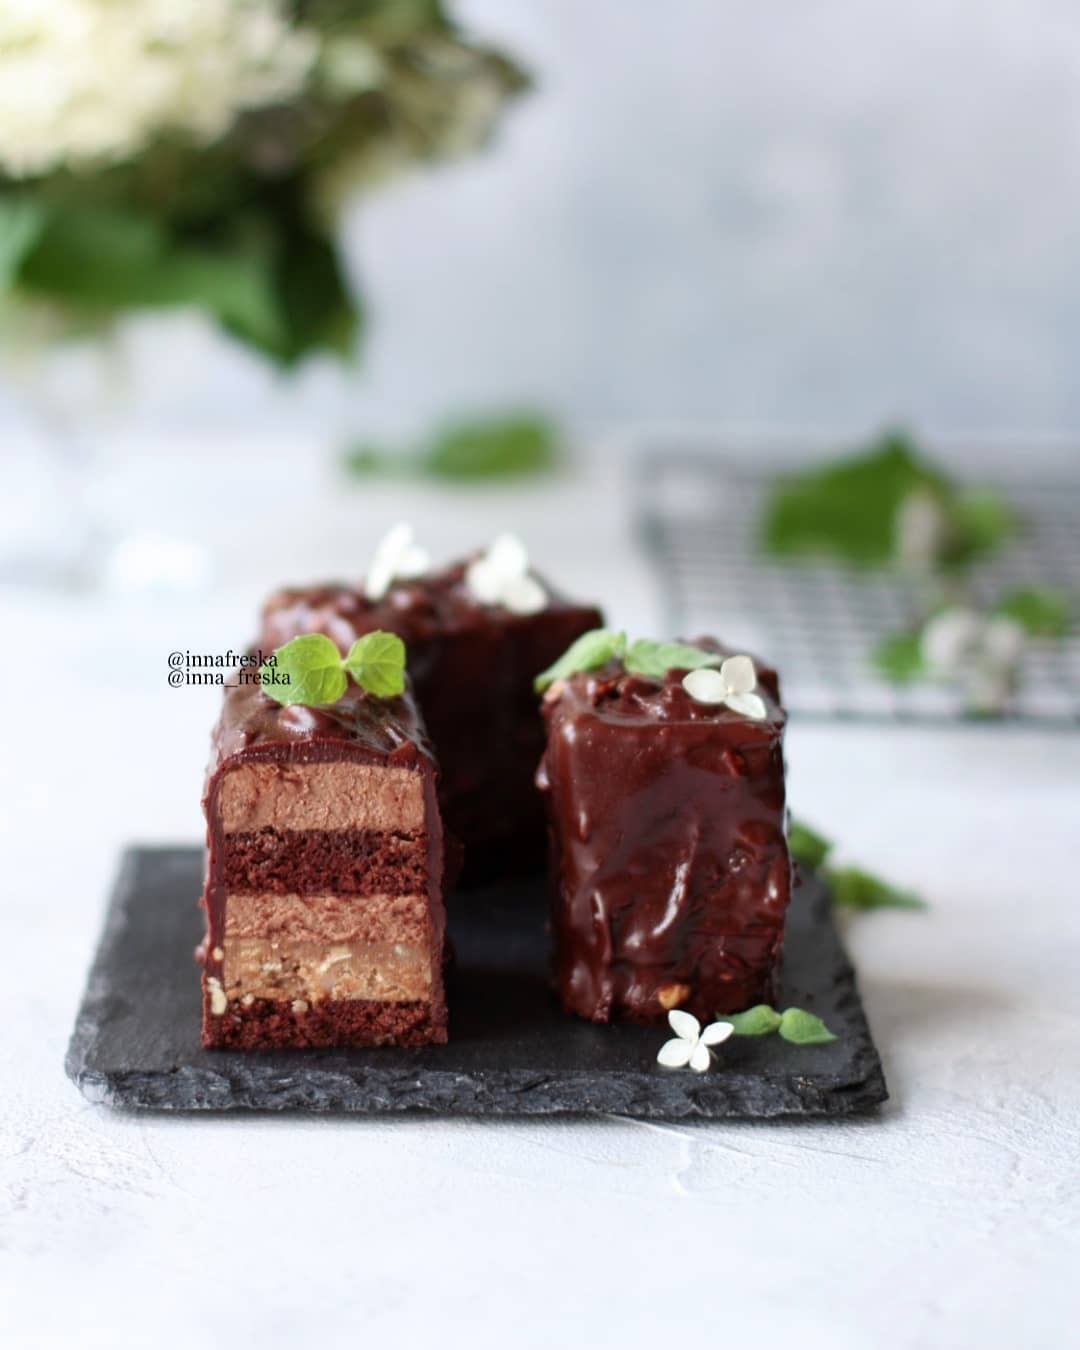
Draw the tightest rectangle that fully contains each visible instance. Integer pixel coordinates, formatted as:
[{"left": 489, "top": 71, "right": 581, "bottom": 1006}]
[
  {"left": 259, "top": 558, "right": 602, "bottom": 875},
  {"left": 200, "top": 677, "right": 447, "bottom": 1049},
  {"left": 536, "top": 639, "right": 792, "bottom": 1024}
]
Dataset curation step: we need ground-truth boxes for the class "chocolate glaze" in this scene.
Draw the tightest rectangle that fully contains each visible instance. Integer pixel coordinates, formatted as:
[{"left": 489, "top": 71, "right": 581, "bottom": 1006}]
[
  {"left": 206, "top": 674, "right": 435, "bottom": 776},
  {"left": 200, "top": 676, "right": 447, "bottom": 1048},
  {"left": 536, "top": 639, "right": 792, "bottom": 1024},
  {"left": 259, "top": 558, "right": 603, "bottom": 873}
]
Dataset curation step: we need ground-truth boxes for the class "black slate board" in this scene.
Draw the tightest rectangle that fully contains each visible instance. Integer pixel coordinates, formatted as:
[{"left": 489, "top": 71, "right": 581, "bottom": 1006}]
[{"left": 65, "top": 848, "right": 887, "bottom": 1118}]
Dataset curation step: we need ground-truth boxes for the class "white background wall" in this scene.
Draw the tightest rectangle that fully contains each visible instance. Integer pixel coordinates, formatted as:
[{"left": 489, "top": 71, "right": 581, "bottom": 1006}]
[{"left": 347, "top": 0, "right": 1080, "bottom": 453}]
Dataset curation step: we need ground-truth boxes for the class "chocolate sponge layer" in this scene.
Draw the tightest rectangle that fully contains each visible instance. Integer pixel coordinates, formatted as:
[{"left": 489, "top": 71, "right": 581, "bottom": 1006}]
[
  {"left": 223, "top": 828, "right": 427, "bottom": 896},
  {"left": 201, "top": 990, "right": 447, "bottom": 1049}
]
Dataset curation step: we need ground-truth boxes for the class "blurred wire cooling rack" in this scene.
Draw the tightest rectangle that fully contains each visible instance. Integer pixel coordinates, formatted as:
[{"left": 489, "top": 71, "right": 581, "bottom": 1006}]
[{"left": 634, "top": 449, "right": 1080, "bottom": 724}]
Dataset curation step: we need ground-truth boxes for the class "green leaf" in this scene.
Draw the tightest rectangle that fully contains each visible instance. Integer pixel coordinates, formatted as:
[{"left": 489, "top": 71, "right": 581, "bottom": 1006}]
[
  {"left": 261, "top": 634, "right": 348, "bottom": 707},
  {"left": 760, "top": 430, "right": 1016, "bottom": 573},
  {"left": 16, "top": 203, "right": 286, "bottom": 353},
  {"left": 827, "top": 865, "right": 927, "bottom": 912},
  {"left": 271, "top": 218, "right": 358, "bottom": 364},
  {"left": 721, "top": 1004, "right": 783, "bottom": 1036},
  {"left": 994, "top": 586, "right": 1071, "bottom": 638},
  {"left": 788, "top": 818, "right": 833, "bottom": 869},
  {"left": 761, "top": 431, "right": 948, "bottom": 567},
  {"left": 421, "top": 413, "right": 558, "bottom": 481},
  {"left": 947, "top": 489, "right": 1015, "bottom": 566},
  {"left": 344, "top": 630, "right": 406, "bottom": 697},
  {"left": 778, "top": 1008, "right": 837, "bottom": 1045},
  {"left": 0, "top": 198, "right": 49, "bottom": 291},
  {"left": 533, "top": 628, "right": 626, "bottom": 693},
  {"left": 623, "top": 639, "right": 721, "bottom": 679},
  {"left": 341, "top": 445, "right": 388, "bottom": 477},
  {"left": 872, "top": 630, "right": 927, "bottom": 684}
]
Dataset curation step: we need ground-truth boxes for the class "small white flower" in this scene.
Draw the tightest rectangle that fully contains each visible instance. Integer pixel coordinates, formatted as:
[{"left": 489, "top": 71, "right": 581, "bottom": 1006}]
[
  {"left": 920, "top": 607, "right": 984, "bottom": 672},
  {"left": 363, "top": 523, "right": 430, "bottom": 601},
  {"left": 656, "top": 1009, "right": 734, "bottom": 1073},
  {"left": 464, "top": 532, "right": 547, "bottom": 615},
  {"left": 921, "top": 607, "right": 1025, "bottom": 712},
  {"left": 682, "top": 654, "right": 767, "bottom": 720}
]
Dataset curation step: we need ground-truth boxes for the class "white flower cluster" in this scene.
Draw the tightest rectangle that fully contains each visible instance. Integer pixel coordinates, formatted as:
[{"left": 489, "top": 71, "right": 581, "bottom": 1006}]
[
  {"left": 465, "top": 533, "right": 547, "bottom": 616},
  {"left": 0, "top": 0, "right": 318, "bottom": 179},
  {"left": 921, "top": 606, "right": 1025, "bottom": 712},
  {"left": 364, "top": 524, "right": 430, "bottom": 602}
]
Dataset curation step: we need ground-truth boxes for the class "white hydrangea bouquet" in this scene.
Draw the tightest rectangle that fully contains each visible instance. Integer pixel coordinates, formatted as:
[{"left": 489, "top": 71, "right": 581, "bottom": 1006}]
[{"left": 0, "top": 0, "right": 525, "bottom": 364}]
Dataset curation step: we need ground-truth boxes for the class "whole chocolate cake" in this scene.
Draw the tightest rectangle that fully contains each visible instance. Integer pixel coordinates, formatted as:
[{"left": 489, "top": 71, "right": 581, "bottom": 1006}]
[
  {"left": 199, "top": 674, "right": 447, "bottom": 1049},
  {"left": 259, "top": 533, "right": 602, "bottom": 873},
  {"left": 536, "top": 638, "right": 792, "bottom": 1024}
]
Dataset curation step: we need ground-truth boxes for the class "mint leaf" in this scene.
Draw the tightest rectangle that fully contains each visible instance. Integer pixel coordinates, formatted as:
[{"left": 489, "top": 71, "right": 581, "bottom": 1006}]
[
  {"left": 722, "top": 1005, "right": 783, "bottom": 1036},
  {"left": 534, "top": 628, "right": 627, "bottom": 692},
  {"left": 827, "top": 865, "right": 927, "bottom": 912},
  {"left": 720, "top": 1003, "right": 835, "bottom": 1044},
  {"left": 946, "top": 489, "right": 1015, "bottom": 567},
  {"left": 261, "top": 634, "right": 347, "bottom": 708},
  {"left": 341, "top": 445, "right": 389, "bottom": 477},
  {"left": 788, "top": 818, "right": 833, "bottom": 869},
  {"left": 872, "top": 630, "right": 927, "bottom": 683},
  {"left": 761, "top": 431, "right": 948, "bottom": 567},
  {"left": 421, "top": 413, "right": 557, "bottom": 480},
  {"left": 341, "top": 414, "right": 557, "bottom": 482},
  {"left": 994, "top": 586, "right": 1071, "bottom": 638},
  {"left": 778, "top": 1008, "right": 837, "bottom": 1045},
  {"left": 624, "top": 639, "right": 721, "bottom": 679},
  {"left": 344, "top": 631, "right": 406, "bottom": 697},
  {"left": 760, "top": 430, "right": 1015, "bottom": 572}
]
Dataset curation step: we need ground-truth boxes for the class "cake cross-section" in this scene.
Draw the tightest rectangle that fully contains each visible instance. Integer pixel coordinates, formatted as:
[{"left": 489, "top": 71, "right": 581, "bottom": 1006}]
[
  {"left": 200, "top": 676, "right": 447, "bottom": 1048},
  {"left": 536, "top": 638, "right": 792, "bottom": 1024}
]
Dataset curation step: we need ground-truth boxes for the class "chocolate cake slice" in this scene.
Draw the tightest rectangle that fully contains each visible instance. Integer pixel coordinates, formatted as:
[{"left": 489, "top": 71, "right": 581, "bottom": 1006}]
[
  {"left": 536, "top": 638, "right": 792, "bottom": 1024},
  {"left": 200, "top": 676, "right": 446, "bottom": 1049},
  {"left": 259, "top": 536, "right": 602, "bottom": 872}
]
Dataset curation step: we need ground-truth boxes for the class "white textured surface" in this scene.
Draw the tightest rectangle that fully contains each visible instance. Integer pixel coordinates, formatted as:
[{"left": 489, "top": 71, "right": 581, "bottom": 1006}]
[{"left": 2, "top": 465, "right": 1078, "bottom": 1350}]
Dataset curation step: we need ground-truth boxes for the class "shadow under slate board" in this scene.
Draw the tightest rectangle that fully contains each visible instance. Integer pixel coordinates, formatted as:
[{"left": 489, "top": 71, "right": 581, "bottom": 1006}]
[{"left": 65, "top": 848, "right": 888, "bottom": 1119}]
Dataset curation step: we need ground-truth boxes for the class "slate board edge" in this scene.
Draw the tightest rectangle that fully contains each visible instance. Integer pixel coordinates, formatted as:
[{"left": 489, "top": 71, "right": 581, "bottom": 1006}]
[{"left": 64, "top": 849, "right": 889, "bottom": 1120}]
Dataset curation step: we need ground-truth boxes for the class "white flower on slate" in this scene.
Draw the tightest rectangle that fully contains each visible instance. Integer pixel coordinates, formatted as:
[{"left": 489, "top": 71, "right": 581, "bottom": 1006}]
[
  {"left": 364, "top": 524, "right": 431, "bottom": 601},
  {"left": 682, "top": 654, "right": 767, "bottom": 720},
  {"left": 656, "top": 1010, "right": 734, "bottom": 1073},
  {"left": 464, "top": 532, "right": 547, "bottom": 615},
  {"left": 921, "top": 606, "right": 1025, "bottom": 712}
]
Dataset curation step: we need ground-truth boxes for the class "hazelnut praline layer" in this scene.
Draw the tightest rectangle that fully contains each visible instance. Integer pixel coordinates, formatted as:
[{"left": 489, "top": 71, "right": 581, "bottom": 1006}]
[{"left": 537, "top": 642, "right": 792, "bottom": 1025}]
